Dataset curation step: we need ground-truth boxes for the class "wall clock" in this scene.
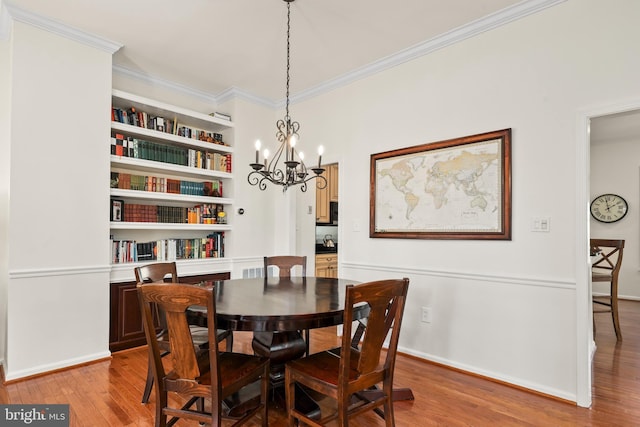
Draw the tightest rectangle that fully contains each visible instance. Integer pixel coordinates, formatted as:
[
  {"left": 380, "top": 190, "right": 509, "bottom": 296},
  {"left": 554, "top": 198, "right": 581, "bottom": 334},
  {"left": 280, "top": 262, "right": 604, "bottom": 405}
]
[{"left": 590, "top": 194, "right": 628, "bottom": 223}]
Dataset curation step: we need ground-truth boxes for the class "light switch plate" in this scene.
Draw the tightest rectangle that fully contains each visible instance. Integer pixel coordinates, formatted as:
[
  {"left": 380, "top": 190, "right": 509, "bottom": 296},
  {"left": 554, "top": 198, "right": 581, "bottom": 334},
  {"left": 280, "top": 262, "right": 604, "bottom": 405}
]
[{"left": 531, "top": 217, "right": 551, "bottom": 232}]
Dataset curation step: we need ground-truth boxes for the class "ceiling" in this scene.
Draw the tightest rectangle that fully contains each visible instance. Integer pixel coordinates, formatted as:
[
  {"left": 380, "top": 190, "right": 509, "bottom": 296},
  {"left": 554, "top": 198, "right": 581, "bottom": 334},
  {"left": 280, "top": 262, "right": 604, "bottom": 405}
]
[
  {"left": 591, "top": 110, "right": 640, "bottom": 145},
  {"left": 4, "top": 0, "right": 533, "bottom": 103}
]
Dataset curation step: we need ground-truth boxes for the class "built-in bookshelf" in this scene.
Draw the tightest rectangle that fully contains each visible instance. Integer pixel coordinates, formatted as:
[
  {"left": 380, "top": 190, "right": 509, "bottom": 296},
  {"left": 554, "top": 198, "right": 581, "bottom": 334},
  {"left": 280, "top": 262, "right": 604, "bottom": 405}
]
[{"left": 109, "top": 90, "right": 234, "bottom": 280}]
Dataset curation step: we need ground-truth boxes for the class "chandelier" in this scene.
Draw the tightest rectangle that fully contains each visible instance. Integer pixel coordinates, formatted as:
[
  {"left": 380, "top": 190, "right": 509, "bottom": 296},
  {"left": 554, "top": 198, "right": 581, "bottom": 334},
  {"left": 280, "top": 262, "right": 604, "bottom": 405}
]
[{"left": 248, "top": 0, "right": 326, "bottom": 192}]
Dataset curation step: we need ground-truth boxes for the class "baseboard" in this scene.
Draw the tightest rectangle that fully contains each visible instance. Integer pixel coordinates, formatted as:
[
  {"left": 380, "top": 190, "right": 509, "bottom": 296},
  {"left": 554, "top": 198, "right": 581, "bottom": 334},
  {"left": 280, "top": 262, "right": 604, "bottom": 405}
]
[
  {"left": 3, "top": 351, "right": 111, "bottom": 383},
  {"left": 397, "top": 346, "right": 577, "bottom": 403}
]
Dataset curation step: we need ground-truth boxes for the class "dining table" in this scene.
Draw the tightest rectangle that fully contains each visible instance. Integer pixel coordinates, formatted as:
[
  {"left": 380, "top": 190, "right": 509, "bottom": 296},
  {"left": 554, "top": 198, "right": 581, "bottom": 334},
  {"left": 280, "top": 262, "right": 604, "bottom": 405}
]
[{"left": 186, "top": 275, "right": 413, "bottom": 418}]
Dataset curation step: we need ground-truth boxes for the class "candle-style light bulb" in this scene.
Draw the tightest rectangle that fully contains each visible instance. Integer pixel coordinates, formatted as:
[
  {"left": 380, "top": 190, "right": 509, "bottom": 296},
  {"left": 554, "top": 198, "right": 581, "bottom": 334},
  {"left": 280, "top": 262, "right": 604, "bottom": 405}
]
[
  {"left": 317, "top": 145, "right": 324, "bottom": 168},
  {"left": 255, "top": 139, "right": 261, "bottom": 163},
  {"left": 299, "top": 152, "right": 304, "bottom": 161},
  {"left": 289, "top": 134, "right": 297, "bottom": 161}
]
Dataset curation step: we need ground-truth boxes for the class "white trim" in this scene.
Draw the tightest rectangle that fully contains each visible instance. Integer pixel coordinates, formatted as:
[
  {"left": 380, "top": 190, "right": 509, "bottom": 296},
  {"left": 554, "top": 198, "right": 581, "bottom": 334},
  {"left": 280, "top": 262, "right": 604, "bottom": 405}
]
[
  {"left": 3, "top": 351, "right": 111, "bottom": 382},
  {"left": 9, "top": 265, "right": 111, "bottom": 279},
  {"left": 1, "top": 2, "right": 121, "bottom": 53},
  {"left": 113, "top": 0, "right": 567, "bottom": 107},
  {"left": 291, "top": 0, "right": 567, "bottom": 104},
  {"left": 216, "top": 86, "right": 274, "bottom": 108},
  {"left": 399, "top": 346, "right": 576, "bottom": 403},
  {"left": 575, "top": 97, "right": 640, "bottom": 408},
  {"left": 113, "top": 65, "right": 216, "bottom": 104},
  {"left": 0, "top": 3, "right": 11, "bottom": 40},
  {"left": 340, "top": 261, "right": 575, "bottom": 290}
]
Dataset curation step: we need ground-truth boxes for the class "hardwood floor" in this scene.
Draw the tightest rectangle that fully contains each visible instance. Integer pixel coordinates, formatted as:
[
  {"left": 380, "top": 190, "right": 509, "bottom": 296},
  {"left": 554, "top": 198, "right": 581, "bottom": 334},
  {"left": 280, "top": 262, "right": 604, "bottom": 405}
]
[{"left": 2, "top": 300, "right": 640, "bottom": 426}]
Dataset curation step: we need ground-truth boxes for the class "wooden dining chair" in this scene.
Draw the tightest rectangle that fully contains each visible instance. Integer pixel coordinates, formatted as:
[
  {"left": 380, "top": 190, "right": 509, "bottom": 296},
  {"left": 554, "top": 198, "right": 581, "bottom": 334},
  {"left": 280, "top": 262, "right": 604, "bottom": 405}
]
[
  {"left": 591, "top": 239, "right": 625, "bottom": 341},
  {"left": 285, "top": 278, "right": 410, "bottom": 427},
  {"left": 254, "top": 256, "right": 309, "bottom": 389},
  {"left": 264, "top": 255, "right": 307, "bottom": 278},
  {"left": 138, "top": 282, "right": 270, "bottom": 427},
  {"left": 135, "top": 262, "right": 233, "bottom": 404}
]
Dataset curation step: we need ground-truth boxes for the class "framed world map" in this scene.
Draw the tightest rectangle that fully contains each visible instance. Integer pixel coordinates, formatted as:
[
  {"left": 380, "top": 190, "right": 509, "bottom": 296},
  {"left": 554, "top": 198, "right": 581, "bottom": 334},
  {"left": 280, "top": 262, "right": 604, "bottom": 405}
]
[{"left": 370, "top": 128, "right": 512, "bottom": 240}]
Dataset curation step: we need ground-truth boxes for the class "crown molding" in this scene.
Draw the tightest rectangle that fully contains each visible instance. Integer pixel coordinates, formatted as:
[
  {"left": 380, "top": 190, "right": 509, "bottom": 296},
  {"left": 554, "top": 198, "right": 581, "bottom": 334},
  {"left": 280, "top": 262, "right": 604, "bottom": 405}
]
[
  {"left": 290, "top": 0, "right": 566, "bottom": 104},
  {"left": 3, "top": 0, "right": 565, "bottom": 108},
  {"left": 113, "top": 64, "right": 217, "bottom": 104},
  {"left": 216, "top": 86, "right": 275, "bottom": 108},
  {"left": 0, "top": 2, "right": 121, "bottom": 53},
  {"left": 115, "top": 0, "right": 566, "bottom": 108}
]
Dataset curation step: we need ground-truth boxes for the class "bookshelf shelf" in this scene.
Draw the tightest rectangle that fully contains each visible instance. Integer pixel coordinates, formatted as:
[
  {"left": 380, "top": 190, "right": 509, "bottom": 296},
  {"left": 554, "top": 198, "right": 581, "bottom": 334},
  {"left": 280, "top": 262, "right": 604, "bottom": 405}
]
[
  {"left": 112, "top": 89, "right": 233, "bottom": 131},
  {"left": 110, "top": 155, "right": 232, "bottom": 180},
  {"left": 111, "top": 121, "right": 233, "bottom": 154},
  {"left": 110, "top": 189, "right": 232, "bottom": 205},
  {"left": 109, "top": 90, "right": 233, "bottom": 271},
  {"left": 110, "top": 222, "right": 231, "bottom": 231}
]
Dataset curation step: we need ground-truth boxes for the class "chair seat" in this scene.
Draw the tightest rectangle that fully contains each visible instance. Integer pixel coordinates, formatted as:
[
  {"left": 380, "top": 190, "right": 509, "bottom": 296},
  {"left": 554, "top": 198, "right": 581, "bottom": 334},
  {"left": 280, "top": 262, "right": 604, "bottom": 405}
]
[
  {"left": 198, "top": 353, "right": 270, "bottom": 392},
  {"left": 287, "top": 349, "right": 363, "bottom": 387},
  {"left": 157, "top": 326, "right": 230, "bottom": 350},
  {"left": 592, "top": 271, "right": 612, "bottom": 281}
]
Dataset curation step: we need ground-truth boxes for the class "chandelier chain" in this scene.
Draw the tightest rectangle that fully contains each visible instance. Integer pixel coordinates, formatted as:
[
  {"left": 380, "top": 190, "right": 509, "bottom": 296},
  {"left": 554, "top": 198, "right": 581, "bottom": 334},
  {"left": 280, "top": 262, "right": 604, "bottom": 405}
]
[{"left": 285, "top": 1, "right": 291, "bottom": 119}]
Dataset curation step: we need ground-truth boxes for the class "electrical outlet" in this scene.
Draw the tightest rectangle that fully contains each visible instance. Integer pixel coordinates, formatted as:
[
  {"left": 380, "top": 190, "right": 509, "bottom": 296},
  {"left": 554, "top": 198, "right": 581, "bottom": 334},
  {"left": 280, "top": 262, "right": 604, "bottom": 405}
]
[{"left": 421, "top": 307, "right": 432, "bottom": 323}]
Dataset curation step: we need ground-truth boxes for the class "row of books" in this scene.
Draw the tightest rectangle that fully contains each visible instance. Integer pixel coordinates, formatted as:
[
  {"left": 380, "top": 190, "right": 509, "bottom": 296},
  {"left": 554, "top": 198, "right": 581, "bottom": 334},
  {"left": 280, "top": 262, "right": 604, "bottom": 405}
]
[
  {"left": 111, "top": 134, "right": 232, "bottom": 172},
  {"left": 111, "top": 233, "right": 225, "bottom": 264},
  {"left": 110, "top": 172, "right": 223, "bottom": 197},
  {"left": 117, "top": 202, "right": 226, "bottom": 224},
  {"left": 112, "top": 106, "right": 176, "bottom": 134},
  {"left": 112, "top": 106, "right": 228, "bottom": 145}
]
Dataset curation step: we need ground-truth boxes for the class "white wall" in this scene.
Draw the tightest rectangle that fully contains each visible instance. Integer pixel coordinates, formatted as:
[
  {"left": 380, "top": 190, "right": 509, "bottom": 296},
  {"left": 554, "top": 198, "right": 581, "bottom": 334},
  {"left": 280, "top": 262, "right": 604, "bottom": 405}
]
[
  {"left": 291, "top": 0, "right": 640, "bottom": 403},
  {"left": 591, "top": 132, "right": 640, "bottom": 299},
  {"left": 4, "top": 21, "right": 113, "bottom": 380}
]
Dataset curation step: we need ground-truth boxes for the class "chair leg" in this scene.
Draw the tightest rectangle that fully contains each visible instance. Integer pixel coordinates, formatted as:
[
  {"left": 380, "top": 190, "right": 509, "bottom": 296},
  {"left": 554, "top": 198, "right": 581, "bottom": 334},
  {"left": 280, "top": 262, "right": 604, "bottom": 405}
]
[
  {"left": 142, "top": 359, "right": 154, "bottom": 404},
  {"left": 225, "top": 332, "right": 234, "bottom": 352},
  {"left": 611, "top": 296, "right": 622, "bottom": 341},
  {"left": 285, "top": 369, "right": 296, "bottom": 427},
  {"left": 611, "top": 279, "right": 622, "bottom": 341},
  {"left": 261, "top": 365, "right": 269, "bottom": 427},
  {"left": 303, "top": 329, "right": 310, "bottom": 356}
]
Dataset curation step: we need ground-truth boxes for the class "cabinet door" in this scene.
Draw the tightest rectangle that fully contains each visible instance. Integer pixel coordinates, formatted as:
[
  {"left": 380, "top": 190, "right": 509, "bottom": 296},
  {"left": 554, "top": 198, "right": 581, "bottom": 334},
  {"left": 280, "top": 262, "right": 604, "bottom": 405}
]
[
  {"left": 329, "top": 164, "right": 339, "bottom": 202},
  {"left": 316, "top": 169, "right": 330, "bottom": 223},
  {"left": 110, "top": 282, "right": 151, "bottom": 352},
  {"left": 315, "top": 255, "right": 337, "bottom": 278}
]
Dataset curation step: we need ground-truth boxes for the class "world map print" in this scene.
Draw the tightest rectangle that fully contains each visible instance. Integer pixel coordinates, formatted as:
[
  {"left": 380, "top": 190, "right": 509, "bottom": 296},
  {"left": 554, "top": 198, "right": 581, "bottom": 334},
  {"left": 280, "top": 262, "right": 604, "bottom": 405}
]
[{"left": 374, "top": 138, "right": 502, "bottom": 233}]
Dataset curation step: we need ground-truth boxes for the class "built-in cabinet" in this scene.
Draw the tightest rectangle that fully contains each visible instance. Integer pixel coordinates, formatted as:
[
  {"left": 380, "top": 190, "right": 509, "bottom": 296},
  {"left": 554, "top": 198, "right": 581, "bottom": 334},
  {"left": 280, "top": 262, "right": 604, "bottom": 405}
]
[
  {"left": 315, "top": 253, "right": 338, "bottom": 278},
  {"left": 108, "top": 90, "right": 236, "bottom": 351},
  {"left": 109, "top": 271, "right": 230, "bottom": 351},
  {"left": 316, "top": 163, "right": 338, "bottom": 223}
]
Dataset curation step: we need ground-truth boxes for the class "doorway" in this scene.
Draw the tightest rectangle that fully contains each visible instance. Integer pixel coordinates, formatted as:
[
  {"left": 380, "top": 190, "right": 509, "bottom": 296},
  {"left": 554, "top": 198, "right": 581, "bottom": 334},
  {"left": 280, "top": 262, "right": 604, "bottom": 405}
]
[{"left": 577, "top": 101, "right": 640, "bottom": 407}]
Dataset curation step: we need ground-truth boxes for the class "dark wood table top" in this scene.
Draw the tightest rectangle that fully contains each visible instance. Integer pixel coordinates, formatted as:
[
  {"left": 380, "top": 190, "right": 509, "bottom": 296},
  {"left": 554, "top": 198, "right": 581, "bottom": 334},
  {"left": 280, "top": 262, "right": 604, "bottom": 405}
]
[{"left": 188, "top": 276, "right": 367, "bottom": 332}]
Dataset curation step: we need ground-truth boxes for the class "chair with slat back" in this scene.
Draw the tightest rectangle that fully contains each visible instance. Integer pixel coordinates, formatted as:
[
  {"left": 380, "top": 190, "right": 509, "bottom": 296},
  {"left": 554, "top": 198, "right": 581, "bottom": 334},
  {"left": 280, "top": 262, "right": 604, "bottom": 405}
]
[
  {"left": 263, "top": 255, "right": 309, "bottom": 354},
  {"left": 134, "top": 262, "right": 233, "bottom": 404},
  {"left": 285, "top": 278, "right": 410, "bottom": 427},
  {"left": 138, "top": 282, "right": 269, "bottom": 426},
  {"left": 264, "top": 255, "right": 307, "bottom": 278},
  {"left": 252, "top": 256, "right": 309, "bottom": 391},
  {"left": 591, "top": 239, "right": 625, "bottom": 341}
]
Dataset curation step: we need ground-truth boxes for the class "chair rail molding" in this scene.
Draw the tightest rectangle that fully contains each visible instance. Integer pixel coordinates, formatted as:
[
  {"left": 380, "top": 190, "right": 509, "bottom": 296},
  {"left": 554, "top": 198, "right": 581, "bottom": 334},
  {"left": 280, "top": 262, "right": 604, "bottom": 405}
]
[{"left": 340, "top": 261, "right": 575, "bottom": 290}]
